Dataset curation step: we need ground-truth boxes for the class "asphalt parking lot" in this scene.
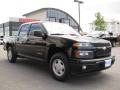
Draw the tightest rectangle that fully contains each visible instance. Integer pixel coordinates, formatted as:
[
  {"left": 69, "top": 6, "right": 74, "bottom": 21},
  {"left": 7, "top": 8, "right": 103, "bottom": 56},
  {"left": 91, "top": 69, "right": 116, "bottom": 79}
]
[{"left": 0, "top": 45, "right": 120, "bottom": 90}]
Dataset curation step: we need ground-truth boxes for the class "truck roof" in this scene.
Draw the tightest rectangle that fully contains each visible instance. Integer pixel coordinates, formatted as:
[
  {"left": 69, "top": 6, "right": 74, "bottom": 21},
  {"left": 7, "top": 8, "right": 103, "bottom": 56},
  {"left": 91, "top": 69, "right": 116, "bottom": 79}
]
[
  {"left": 21, "top": 21, "right": 68, "bottom": 26},
  {"left": 21, "top": 21, "right": 43, "bottom": 25}
]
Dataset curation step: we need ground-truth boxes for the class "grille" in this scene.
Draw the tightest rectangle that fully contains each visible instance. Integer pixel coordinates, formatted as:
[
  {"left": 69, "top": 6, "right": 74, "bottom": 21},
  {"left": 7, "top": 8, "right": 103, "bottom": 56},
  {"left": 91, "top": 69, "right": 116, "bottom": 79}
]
[
  {"left": 93, "top": 43, "right": 111, "bottom": 47},
  {"left": 92, "top": 43, "right": 111, "bottom": 58},
  {"left": 94, "top": 47, "right": 111, "bottom": 58}
]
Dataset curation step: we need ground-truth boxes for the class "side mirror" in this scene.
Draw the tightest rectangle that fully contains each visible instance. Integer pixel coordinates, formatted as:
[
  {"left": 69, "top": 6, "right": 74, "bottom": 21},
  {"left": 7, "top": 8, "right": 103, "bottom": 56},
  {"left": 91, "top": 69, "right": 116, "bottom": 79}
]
[
  {"left": 34, "top": 30, "right": 47, "bottom": 39},
  {"left": 34, "top": 30, "right": 43, "bottom": 37}
]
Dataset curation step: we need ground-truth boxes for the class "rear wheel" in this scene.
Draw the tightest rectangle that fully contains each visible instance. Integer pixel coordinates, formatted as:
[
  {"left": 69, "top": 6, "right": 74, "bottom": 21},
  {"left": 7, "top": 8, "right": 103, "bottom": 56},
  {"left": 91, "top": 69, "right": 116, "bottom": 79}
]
[
  {"left": 7, "top": 47, "right": 17, "bottom": 63},
  {"left": 50, "top": 53, "right": 70, "bottom": 81}
]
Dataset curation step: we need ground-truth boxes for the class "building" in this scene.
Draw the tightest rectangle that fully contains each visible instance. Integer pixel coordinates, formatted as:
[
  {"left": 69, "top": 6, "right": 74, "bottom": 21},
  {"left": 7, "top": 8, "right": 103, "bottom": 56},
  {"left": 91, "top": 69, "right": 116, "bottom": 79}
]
[
  {"left": 0, "top": 17, "right": 39, "bottom": 36},
  {"left": 0, "top": 21, "right": 22, "bottom": 36},
  {"left": 0, "top": 8, "right": 79, "bottom": 36},
  {"left": 89, "top": 19, "right": 120, "bottom": 35},
  {"left": 23, "top": 8, "right": 79, "bottom": 31},
  {"left": 106, "top": 20, "right": 120, "bottom": 35}
]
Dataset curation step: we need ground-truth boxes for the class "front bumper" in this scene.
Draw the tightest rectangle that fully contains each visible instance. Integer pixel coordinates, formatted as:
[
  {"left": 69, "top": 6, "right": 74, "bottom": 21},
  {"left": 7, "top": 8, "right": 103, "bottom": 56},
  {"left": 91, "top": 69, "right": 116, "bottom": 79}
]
[{"left": 69, "top": 56, "right": 115, "bottom": 73}]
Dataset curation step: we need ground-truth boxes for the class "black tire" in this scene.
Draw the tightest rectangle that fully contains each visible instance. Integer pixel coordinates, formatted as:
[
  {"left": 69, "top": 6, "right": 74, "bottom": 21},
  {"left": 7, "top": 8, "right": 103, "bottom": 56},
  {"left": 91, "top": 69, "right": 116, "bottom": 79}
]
[
  {"left": 7, "top": 47, "right": 17, "bottom": 63},
  {"left": 49, "top": 52, "right": 70, "bottom": 81}
]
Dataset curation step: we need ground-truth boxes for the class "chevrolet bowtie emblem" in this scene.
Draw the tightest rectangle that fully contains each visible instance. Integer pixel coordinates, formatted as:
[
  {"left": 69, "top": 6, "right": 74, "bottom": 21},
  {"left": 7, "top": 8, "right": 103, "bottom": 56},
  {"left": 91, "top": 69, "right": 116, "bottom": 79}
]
[{"left": 103, "top": 47, "right": 107, "bottom": 50}]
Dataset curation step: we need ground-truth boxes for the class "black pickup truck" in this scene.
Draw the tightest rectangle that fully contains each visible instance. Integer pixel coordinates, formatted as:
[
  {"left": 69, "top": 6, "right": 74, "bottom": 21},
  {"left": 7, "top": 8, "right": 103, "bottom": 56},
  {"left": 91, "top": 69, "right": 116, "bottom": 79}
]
[{"left": 3, "top": 21, "right": 115, "bottom": 81}]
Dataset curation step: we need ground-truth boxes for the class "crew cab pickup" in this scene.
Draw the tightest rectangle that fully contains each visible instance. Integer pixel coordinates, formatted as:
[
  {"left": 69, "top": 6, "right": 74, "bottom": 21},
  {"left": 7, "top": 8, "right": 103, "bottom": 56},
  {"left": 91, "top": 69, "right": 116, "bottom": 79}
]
[{"left": 3, "top": 21, "right": 115, "bottom": 81}]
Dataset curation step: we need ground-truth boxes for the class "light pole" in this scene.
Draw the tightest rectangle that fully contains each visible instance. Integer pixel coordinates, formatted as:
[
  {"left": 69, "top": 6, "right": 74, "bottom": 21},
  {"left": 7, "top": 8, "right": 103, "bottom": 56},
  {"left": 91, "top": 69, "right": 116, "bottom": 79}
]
[{"left": 74, "top": 0, "right": 83, "bottom": 32}]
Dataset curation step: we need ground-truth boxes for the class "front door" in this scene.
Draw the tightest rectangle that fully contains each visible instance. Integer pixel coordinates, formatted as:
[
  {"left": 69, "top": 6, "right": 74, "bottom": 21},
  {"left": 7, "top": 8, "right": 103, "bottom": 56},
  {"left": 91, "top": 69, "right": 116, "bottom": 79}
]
[{"left": 26, "top": 23, "right": 46, "bottom": 60}]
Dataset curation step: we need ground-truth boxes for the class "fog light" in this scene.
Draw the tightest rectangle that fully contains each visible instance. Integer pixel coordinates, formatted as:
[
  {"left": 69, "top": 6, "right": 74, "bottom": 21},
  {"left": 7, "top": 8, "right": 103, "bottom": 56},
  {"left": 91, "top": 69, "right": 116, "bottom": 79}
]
[{"left": 82, "top": 65, "right": 87, "bottom": 70}]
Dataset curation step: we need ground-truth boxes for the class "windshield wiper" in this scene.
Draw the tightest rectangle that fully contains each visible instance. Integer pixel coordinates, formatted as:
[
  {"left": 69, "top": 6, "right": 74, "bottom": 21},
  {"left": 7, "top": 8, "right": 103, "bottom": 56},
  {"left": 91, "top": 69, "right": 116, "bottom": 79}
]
[
  {"left": 50, "top": 33, "right": 65, "bottom": 35},
  {"left": 69, "top": 34, "right": 78, "bottom": 36},
  {"left": 50, "top": 33, "right": 78, "bottom": 36}
]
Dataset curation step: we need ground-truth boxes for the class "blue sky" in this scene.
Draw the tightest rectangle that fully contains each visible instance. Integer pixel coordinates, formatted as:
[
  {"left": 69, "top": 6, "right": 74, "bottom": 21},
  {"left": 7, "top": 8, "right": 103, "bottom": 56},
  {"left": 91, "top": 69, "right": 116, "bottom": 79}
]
[{"left": 0, "top": 0, "right": 120, "bottom": 32}]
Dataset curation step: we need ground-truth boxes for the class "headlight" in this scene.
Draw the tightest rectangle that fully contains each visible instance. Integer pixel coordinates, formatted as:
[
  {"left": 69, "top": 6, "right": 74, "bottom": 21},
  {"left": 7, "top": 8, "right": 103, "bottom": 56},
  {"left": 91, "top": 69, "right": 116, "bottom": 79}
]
[
  {"left": 74, "top": 50, "right": 93, "bottom": 59},
  {"left": 73, "top": 42, "right": 92, "bottom": 48}
]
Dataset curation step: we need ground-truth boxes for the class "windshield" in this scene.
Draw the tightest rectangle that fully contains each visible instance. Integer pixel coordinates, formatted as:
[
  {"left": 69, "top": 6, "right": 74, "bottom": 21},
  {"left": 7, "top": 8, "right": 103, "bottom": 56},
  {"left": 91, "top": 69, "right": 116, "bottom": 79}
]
[{"left": 43, "top": 22, "right": 80, "bottom": 36}]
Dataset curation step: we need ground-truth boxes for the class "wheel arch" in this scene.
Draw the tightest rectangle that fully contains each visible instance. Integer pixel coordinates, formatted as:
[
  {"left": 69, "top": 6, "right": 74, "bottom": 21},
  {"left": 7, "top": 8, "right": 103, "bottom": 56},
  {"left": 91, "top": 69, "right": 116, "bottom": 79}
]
[{"left": 47, "top": 46, "right": 68, "bottom": 63}]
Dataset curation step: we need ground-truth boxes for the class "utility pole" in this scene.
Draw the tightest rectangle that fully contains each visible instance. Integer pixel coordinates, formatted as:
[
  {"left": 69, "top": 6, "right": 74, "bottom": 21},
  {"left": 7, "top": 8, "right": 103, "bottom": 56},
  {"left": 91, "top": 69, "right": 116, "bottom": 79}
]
[{"left": 74, "top": 0, "right": 83, "bottom": 32}]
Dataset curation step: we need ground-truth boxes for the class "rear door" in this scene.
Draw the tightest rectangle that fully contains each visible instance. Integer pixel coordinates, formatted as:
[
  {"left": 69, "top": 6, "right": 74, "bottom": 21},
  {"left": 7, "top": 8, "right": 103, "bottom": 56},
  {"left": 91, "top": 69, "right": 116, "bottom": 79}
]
[{"left": 16, "top": 24, "right": 30, "bottom": 55}]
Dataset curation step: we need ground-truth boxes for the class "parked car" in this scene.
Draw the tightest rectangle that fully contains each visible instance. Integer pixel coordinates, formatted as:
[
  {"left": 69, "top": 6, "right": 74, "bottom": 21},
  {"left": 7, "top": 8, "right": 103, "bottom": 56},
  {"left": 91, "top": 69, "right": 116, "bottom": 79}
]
[
  {"left": 87, "top": 31, "right": 117, "bottom": 47},
  {"left": 3, "top": 21, "right": 115, "bottom": 81},
  {"left": 0, "top": 36, "right": 4, "bottom": 44},
  {"left": 99, "top": 32, "right": 117, "bottom": 47}
]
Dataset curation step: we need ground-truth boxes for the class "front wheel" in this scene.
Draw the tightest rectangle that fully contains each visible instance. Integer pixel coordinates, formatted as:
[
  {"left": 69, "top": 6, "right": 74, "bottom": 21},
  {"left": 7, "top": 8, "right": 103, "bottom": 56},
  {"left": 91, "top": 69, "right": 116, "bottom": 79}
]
[
  {"left": 49, "top": 53, "right": 70, "bottom": 81},
  {"left": 7, "top": 47, "right": 17, "bottom": 63}
]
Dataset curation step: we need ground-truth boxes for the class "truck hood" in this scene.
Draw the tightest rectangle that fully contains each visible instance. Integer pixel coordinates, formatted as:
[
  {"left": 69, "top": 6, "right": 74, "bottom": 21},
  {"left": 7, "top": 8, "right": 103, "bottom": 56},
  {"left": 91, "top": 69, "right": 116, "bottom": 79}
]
[{"left": 55, "top": 35, "right": 110, "bottom": 44}]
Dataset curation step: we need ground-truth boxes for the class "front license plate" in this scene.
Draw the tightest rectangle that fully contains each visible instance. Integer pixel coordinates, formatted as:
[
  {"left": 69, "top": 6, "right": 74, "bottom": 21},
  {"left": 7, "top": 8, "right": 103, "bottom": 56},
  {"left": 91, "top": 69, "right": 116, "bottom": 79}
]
[{"left": 105, "top": 59, "right": 111, "bottom": 68}]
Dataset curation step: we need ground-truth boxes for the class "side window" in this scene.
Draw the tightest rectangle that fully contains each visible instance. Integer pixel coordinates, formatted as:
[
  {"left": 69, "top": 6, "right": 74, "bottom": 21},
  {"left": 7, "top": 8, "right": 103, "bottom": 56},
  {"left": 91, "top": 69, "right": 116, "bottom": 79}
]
[
  {"left": 19, "top": 24, "right": 30, "bottom": 36},
  {"left": 29, "top": 23, "right": 42, "bottom": 36}
]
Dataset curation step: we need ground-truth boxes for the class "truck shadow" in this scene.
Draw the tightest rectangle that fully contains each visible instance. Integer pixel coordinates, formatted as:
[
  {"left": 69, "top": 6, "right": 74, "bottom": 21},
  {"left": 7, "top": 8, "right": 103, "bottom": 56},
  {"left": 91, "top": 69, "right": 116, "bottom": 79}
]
[
  {"left": 67, "top": 71, "right": 110, "bottom": 85},
  {"left": 2, "top": 58, "right": 112, "bottom": 87}
]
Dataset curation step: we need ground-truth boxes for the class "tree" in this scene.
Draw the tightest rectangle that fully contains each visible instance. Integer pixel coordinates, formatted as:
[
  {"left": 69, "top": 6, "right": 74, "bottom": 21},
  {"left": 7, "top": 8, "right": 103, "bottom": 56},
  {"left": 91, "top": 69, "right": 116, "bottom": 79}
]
[{"left": 93, "top": 12, "right": 106, "bottom": 31}]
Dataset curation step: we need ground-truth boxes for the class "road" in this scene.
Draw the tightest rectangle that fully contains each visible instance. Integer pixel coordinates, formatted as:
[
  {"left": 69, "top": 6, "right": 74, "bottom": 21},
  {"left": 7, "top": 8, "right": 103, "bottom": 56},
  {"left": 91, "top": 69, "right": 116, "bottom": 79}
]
[{"left": 0, "top": 45, "right": 120, "bottom": 90}]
